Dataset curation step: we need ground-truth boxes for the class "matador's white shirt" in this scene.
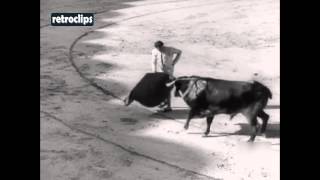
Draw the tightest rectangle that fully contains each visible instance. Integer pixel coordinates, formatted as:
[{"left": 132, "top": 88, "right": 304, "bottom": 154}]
[{"left": 151, "top": 46, "right": 181, "bottom": 76}]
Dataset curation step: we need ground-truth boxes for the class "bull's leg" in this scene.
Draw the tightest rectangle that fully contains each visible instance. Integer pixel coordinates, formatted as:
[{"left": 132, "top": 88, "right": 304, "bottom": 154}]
[
  {"left": 204, "top": 116, "right": 214, "bottom": 136},
  {"left": 184, "top": 109, "right": 196, "bottom": 130},
  {"left": 243, "top": 102, "right": 266, "bottom": 142},
  {"left": 166, "top": 92, "right": 172, "bottom": 109},
  {"left": 242, "top": 106, "right": 259, "bottom": 142},
  {"left": 258, "top": 110, "right": 270, "bottom": 136},
  {"left": 248, "top": 117, "right": 259, "bottom": 142}
]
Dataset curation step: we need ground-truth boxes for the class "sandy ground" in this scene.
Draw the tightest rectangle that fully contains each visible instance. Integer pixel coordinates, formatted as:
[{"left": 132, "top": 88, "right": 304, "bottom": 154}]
[{"left": 40, "top": 0, "right": 279, "bottom": 180}]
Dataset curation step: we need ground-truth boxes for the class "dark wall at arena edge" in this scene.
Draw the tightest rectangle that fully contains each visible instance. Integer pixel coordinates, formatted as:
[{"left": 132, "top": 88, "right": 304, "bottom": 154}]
[{"left": 51, "top": 13, "right": 94, "bottom": 26}]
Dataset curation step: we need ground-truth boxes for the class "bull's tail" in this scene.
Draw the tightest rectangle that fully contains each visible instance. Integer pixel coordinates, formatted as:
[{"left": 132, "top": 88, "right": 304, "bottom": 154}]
[{"left": 253, "top": 81, "right": 272, "bottom": 99}]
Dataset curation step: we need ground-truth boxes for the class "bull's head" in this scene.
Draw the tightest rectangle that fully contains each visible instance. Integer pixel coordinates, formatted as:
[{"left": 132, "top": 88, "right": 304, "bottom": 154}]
[
  {"left": 166, "top": 76, "right": 195, "bottom": 98},
  {"left": 166, "top": 78, "right": 180, "bottom": 97}
]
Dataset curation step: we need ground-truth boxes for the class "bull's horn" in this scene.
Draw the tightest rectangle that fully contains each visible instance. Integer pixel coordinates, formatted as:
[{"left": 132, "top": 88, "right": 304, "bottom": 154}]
[{"left": 166, "top": 80, "right": 176, "bottom": 87}]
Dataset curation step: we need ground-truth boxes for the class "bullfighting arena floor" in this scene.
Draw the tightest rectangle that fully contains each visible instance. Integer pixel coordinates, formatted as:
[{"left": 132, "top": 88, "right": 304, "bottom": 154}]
[{"left": 40, "top": 0, "right": 279, "bottom": 179}]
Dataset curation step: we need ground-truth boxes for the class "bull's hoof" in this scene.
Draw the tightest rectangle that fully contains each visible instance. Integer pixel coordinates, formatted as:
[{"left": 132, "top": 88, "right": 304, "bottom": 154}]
[
  {"left": 247, "top": 139, "right": 254, "bottom": 143},
  {"left": 261, "top": 133, "right": 267, "bottom": 138},
  {"left": 202, "top": 133, "right": 209, "bottom": 137},
  {"left": 184, "top": 125, "right": 189, "bottom": 130}
]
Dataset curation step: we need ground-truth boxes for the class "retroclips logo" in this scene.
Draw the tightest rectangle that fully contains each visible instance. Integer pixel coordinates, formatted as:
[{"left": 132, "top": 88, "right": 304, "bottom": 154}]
[{"left": 51, "top": 13, "right": 94, "bottom": 26}]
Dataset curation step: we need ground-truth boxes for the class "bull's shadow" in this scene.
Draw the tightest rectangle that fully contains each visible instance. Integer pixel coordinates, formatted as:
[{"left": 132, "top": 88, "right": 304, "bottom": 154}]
[
  {"left": 152, "top": 108, "right": 280, "bottom": 139},
  {"left": 187, "top": 123, "right": 280, "bottom": 139}
]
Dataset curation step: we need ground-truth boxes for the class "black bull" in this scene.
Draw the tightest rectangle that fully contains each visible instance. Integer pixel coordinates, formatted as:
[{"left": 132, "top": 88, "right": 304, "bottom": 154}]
[{"left": 166, "top": 76, "right": 272, "bottom": 142}]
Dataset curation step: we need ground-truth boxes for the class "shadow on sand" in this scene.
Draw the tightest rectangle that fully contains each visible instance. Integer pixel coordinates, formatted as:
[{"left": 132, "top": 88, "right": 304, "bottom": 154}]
[
  {"left": 187, "top": 123, "right": 280, "bottom": 139},
  {"left": 152, "top": 108, "right": 280, "bottom": 139}
]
